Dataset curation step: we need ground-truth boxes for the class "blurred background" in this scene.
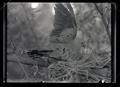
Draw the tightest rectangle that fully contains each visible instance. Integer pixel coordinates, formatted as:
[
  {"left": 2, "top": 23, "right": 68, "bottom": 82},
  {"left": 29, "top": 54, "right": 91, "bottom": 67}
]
[{"left": 7, "top": 3, "right": 111, "bottom": 83}]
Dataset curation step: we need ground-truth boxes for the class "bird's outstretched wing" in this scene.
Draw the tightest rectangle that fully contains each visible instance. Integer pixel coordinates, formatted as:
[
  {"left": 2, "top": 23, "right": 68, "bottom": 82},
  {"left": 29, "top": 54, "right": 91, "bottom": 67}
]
[
  {"left": 49, "top": 3, "right": 77, "bottom": 43},
  {"left": 66, "top": 3, "right": 77, "bottom": 26}
]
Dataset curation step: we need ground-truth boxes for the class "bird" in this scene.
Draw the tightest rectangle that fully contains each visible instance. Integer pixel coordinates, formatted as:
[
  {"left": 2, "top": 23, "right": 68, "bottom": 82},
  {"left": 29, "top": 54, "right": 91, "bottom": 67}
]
[
  {"left": 26, "top": 3, "right": 77, "bottom": 62},
  {"left": 49, "top": 3, "right": 77, "bottom": 44}
]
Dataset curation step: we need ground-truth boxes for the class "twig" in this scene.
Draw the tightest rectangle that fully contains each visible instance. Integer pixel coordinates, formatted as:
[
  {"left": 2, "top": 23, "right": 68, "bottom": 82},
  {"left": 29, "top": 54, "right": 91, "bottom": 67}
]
[
  {"left": 94, "top": 3, "right": 111, "bottom": 43},
  {"left": 7, "top": 55, "right": 49, "bottom": 67},
  {"left": 8, "top": 54, "right": 67, "bottom": 67},
  {"left": 48, "top": 56, "right": 67, "bottom": 62},
  {"left": 9, "top": 39, "right": 29, "bottom": 79}
]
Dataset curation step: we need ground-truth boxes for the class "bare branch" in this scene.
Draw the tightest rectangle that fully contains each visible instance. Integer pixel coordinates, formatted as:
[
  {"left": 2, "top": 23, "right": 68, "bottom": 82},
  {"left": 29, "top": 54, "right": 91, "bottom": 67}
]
[
  {"left": 94, "top": 3, "right": 111, "bottom": 43},
  {"left": 9, "top": 39, "right": 29, "bottom": 79},
  {"left": 7, "top": 55, "right": 49, "bottom": 67},
  {"left": 8, "top": 54, "right": 67, "bottom": 67}
]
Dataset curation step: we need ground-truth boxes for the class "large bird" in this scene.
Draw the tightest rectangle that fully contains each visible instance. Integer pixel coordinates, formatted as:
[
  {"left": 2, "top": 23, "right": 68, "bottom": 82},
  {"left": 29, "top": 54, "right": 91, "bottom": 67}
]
[
  {"left": 26, "top": 3, "right": 77, "bottom": 62},
  {"left": 49, "top": 3, "right": 77, "bottom": 43}
]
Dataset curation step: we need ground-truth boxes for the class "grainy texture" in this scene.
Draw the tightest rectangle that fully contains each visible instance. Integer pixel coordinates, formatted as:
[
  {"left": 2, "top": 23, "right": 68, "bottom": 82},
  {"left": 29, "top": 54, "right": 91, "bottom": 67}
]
[{"left": 7, "top": 3, "right": 111, "bottom": 83}]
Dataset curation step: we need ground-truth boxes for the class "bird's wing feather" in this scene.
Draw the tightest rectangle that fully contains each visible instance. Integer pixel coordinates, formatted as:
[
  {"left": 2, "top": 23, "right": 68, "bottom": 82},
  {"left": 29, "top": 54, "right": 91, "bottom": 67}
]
[
  {"left": 53, "top": 3, "right": 76, "bottom": 34},
  {"left": 66, "top": 3, "right": 77, "bottom": 27}
]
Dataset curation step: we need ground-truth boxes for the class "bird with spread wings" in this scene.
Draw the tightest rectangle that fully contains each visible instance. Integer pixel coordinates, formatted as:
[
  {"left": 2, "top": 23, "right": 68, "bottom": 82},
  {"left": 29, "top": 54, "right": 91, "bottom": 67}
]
[
  {"left": 49, "top": 3, "right": 77, "bottom": 43},
  {"left": 27, "top": 3, "right": 77, "bottom": 61}
]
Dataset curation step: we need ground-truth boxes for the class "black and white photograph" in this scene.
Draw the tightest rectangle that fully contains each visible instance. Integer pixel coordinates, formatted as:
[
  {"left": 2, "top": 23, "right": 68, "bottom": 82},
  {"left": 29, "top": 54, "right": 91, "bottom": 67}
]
[{"left": 5, "top": 2, "right": 113, "bottom": 83}]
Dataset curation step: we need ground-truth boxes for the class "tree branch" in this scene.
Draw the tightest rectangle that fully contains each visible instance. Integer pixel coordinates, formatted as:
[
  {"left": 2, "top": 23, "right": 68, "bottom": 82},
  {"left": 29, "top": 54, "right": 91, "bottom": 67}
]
[
  {"left": 7, "top": 55, "right": 49, "bottom": 67},
  {"left": 94, "top": 3, "right": 111, "bottom": 43},
  {"left": 9, "top": 39, "right": 29, "bottom": 79},
  {"left": 7, "top": 54, "right": 67, "bottom": 67}
]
